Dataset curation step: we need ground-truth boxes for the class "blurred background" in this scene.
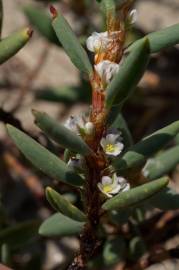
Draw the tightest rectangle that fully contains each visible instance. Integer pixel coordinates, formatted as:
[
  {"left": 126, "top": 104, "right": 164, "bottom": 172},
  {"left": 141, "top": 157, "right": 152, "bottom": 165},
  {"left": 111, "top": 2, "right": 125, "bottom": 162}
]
[{"left": 0, "top": 0, "right": 179, "bottom": 269}]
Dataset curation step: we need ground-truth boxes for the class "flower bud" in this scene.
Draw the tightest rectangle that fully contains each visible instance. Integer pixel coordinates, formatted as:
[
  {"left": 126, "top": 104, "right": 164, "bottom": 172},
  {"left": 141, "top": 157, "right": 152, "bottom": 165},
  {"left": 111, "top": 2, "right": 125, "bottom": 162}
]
[{"left": 84, "top": 122, "right": 95, "bottom": 136}]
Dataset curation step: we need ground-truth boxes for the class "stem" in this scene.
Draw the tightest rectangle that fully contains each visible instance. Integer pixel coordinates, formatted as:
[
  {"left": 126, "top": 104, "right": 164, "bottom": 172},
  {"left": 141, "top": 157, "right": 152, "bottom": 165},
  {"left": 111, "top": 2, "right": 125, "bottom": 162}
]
[{"left": 68, "top": 111, "right": 107, "bottom": 269}]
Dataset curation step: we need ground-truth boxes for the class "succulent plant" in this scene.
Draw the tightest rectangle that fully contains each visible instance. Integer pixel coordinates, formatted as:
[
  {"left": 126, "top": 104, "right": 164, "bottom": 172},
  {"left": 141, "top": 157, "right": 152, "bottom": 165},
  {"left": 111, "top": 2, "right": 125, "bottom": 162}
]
[{"left": 4, "top": 0, "right": 179, "bottom": 269}]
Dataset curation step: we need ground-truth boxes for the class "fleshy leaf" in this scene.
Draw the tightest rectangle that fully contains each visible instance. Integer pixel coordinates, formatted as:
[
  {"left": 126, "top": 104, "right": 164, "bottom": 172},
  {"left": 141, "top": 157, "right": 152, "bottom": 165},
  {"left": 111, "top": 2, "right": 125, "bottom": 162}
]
[
  {"left": 7, "top": 125, "right": 84, "bottom": 187},
  {"left": 24, "top": 5, "right": 59, "bottom": 45},
  {"left": 129, "top": 236, "right": 147, "bottom": 261},
  {"left": 52, "top": 9, "right": 93, "bottom": 75},
  {"left": 106, "top": 38, "right": 150, "bottom": 109},
  {"left": 103, "top": 237, "right": 126, "bottom": 266},
  {"left": 46, "top": 187, "right": 86, "bottom": 222},
  {"left": 33, "top": 110, "right": 92, "bottom": 156},
  {"left": 0, "top": 28, "right": 32, "bottom": 65},
  {"left": 102, "top": 177, "right": 169, "bottom": 211},
  {"left": 114, "top": 121, "right": 179, "bottom": 171},
  {"left": 0, "top": 221, "right": 40, "bottom": 250},
  {"left": 143, "top": 145, "right": 179, "bottom": 180},
  {"left": 149, "top": 187, "right": 179, "bottom": 210},
  {"left": 39, "top": 213, "right": 84, "bottom": 237},
  {"left": 110, "top": 113, "right": 133, "bottom": 147},
  {"left": 128, "top": 23, "right": 179, "bottom": 54}
]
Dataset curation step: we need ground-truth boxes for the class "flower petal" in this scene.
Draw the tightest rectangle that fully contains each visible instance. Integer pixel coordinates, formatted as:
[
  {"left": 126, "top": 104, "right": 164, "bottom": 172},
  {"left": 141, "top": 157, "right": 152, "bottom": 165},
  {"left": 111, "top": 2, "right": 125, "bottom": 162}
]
[{"left": 102, "top": 176, "right": 113, "bottom": 185}]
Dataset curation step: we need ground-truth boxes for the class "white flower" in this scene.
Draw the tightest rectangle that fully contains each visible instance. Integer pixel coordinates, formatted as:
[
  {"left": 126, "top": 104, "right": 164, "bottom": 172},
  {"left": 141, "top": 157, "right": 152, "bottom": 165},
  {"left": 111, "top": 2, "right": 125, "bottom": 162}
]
[
  {"left": 64, "top": 115, "right": 85, "bottom": 134},
  {"left": 67, "top": 156, "right": 84, "bottom": 172},
  {"left": 65, "top": 116, "right": 95, "bottom": 136},
  {"left": 86, "top": 31, "right": 109, "bottom": 53},
  {"left": 95, "top": 60, "right": 120, "bottom": 85},
  {"left": 129, "top": 9, "right": 138, "bottom": 24},
  {"left": 86, "top": 31, "right": 121, "bottom": 53},
  {"left": 100, "top": 134, "right": 124, "bottom": 156},
  {"left": 98, "top": 173, "right": 130, "bottom": 198}
]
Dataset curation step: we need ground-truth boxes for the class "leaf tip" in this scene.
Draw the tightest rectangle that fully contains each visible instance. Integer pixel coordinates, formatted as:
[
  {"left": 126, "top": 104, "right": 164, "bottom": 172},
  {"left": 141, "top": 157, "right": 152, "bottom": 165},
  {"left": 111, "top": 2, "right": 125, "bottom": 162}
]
[
  {"left": 49, "top": 5, "right": 58, "bottom": 19},
  {"left": 26, "top": 27, "right": 33, "bottom": 38}
]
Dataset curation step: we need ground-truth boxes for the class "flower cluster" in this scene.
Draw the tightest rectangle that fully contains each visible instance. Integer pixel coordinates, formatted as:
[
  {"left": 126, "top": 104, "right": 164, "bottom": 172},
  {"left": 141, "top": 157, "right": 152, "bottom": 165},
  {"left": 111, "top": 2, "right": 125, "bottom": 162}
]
[
  {"left": 86, "top": 31, "right": 121, "bottom": 86},
  {"left": 65, "top": 8, "right": 137, "bottom": 199},
  {"left": 86, "top": 9, "right": 137, "bottom": 88}
]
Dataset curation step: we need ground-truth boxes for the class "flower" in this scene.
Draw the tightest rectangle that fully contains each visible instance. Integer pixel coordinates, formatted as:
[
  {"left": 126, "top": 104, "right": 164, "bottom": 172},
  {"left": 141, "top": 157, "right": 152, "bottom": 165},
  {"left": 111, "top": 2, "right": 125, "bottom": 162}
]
[
  {"left": 67, "top": 156, "right": 84, "bottom": 173},
  {"left": 86, "top": 31, "right": 110, "bottom": 53},
  {"left": 86, "top": 31, "right": 121, "bottom": 53},
  {"left": 65, "top": 116, "right": 95, "bottom": 136},
  {"left": 64, "top": 115, "right": 85, "bottom": 134},
  {"left": 128, "top": 9, "right": 138, "bottom": 24},
  {"left": 95, "top": 60, "right": 120, "bottom": 85},
  {"left": 100, "top": 134, "right": 124, "bottom": 156},
  {"left": 98, "top": 173, "right": 130, "bottom": 198}
]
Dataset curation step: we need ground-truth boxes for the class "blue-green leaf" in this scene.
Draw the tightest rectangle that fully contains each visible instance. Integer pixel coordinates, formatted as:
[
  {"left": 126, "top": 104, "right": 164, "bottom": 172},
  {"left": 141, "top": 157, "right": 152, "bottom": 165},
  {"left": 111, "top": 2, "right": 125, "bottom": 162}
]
[
  {"left": 149, "top": 187, "right": 179, "bottom": 210},
  {"left": 39, "top": 213, "right": 84, "bottom": 237},
  {"left": 46, "top": 187, "right": 86, "bottom": 222},
  {"left": 52, "top": 10, "right": 93, "bottom": 75},
  {"left": 33, "top": 110, "right": 92, "bottom": 156},
  {"left": 114, "top": 121, "right": 179, "bottom": 171},
  {"left": 106, "top": 38, "right": 150, "bottom": 109},
  {"left": 144, "top": 145, "right": 179, "bottom": 180},
  {"left": 24, "top": 5, "right": 59, "bottom": 45},
  {"left": 102, "top": 177, "right": 169, "bottom": 211},
  {"left": 7, "top": 125, "right": 84, "bottom": 187},
  {"left": 0, "top": 28, "right": 32, "bottom": 65},
  {"left": 128, "top": 23, "right": 179, "bottom": 54}
]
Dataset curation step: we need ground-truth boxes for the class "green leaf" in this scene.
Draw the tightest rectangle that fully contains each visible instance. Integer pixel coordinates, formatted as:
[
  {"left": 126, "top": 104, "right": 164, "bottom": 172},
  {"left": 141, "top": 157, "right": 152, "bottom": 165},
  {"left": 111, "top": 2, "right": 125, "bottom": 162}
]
[
  {"left": 35, "top": 86, "right": 78, "bottom": 104},
  {"left": 100, "top": 0, "right": 116, "bottom": 17},
  {"left": 144, "top": 145, "right": 179, "bottom": 180},
  {"left": 106, "top": 38, "right": 150, "bottom": 109},
  {"left": 23, "top": 5, "right": 59, "bottom": 45},
  {"left": 33, "top": 110, "right": 92, "bottom": 156},
  {"left": 114, "top": 121, "right": 179, "bottom": 171},
  {"left": 110, "top": 113, "right": 133, "bottom": 147},
  {"left": 102, "top": 177, "right": 169, "bottom": 211},
  {"left": 103, "top": 237, "right": 126, "bottom": 266},
  {"left": 0, "top": 0, "right": 3, "bottom": 38},
  {"left": 0, "top": 28, "right": 32, "bottom": 65},
  {"left": 0, "top": 221, "right": 40, "bottom": 250},
  {"left": 52, "top": 10, "right": 93, "bottom": 75},
  {"left": 1, "top": 244, "right": 11, "bottom": 266},
  {"left": 109, "top": 208, "right": 132, "bottom": 225},
  {"left": 46, "top": 187, "right": 86, "bottom": 222},
  {"left": 7, "top": 125, "right": 84, "bottom": 187},
  {"left": 149, "top": 187, "right": 179, "bottom": 210},
  {"left": 39, "top": 213, "right": 84, "bottom": 237},
  {"left": 128, "top": 23, "right": 179, "bottom": 54},
  {"left": 129, "top": 237, "right": 146, "bottom": 261}
]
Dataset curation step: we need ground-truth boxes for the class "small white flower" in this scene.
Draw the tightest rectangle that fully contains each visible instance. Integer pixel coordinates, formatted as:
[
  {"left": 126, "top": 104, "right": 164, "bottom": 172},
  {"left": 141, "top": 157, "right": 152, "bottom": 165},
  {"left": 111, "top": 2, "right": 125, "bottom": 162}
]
[
  {"left": 68, "top": 156, "right": 84, "bottom": 172},
  {"left": 86, "top": 31, "right": 109, "bottom": 53},
  {"left": 95, "top": 60, "right": 120, "bottom": 85},
  {"left": 100, "top": 134, "right": 124, "bottom": 156},
  {"left": 64, "top": 115, "right": 85, "bottom": 134},
  {"left": 86, "top": 31, "right": 121, "bottom": 53},
  {"left": 129, "top": 9, "right": 138, "bottom": 24},
  {"left": 98, "top": 173, "right": 130, "bottom": 198}
]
